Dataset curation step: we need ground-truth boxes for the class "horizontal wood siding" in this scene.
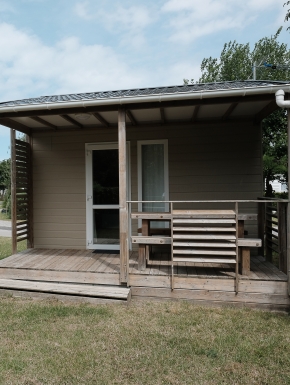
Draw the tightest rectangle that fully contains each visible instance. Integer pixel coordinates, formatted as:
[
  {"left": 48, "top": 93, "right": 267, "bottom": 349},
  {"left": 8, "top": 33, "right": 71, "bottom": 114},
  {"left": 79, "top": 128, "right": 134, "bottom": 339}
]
[{"left": 33, "top": 121, "right": 262, "bottom": 248}]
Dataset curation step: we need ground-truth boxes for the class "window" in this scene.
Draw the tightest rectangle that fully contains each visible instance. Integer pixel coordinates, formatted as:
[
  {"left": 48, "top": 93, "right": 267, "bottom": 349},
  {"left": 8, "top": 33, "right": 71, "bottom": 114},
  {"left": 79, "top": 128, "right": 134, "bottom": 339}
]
[{"left": 138, "top": 140, "right": 169, "bottom": 227}]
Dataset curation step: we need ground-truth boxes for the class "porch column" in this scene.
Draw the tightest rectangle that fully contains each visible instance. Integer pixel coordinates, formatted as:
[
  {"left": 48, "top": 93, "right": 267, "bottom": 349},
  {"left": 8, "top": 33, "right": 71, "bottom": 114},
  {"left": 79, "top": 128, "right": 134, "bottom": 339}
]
[
  {"left": 118, "top": 109, "right": 129, "bottom": 284},
  {"left": 287, "top": 108, "right": 290, "bottom": 295},
  {"left": 10, "top": 129, "right": 17, "bottom": 254},
  {"left": 26, "top": 133, "right": 34, "bottom": 248}
]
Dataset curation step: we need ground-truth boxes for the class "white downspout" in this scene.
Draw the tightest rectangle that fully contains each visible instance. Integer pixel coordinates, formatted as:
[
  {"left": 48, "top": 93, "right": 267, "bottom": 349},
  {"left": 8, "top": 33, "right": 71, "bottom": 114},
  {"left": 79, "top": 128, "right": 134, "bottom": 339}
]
[{"left": 275, "top": 89, "right": 290, "bottom": 108}]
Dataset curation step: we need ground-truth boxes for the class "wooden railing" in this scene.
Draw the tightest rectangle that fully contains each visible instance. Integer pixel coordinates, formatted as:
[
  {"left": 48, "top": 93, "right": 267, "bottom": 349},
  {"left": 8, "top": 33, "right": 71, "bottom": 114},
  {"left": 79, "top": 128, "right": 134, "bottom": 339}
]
[
  {"left": 128, "top": 199, "right": 289, "bottom": 276},
  {"left": 11, "top": 131, "right": 33, "bottom": 254},
  {"left": 258, "top": 197, "right": 287, "bottom": 273}
]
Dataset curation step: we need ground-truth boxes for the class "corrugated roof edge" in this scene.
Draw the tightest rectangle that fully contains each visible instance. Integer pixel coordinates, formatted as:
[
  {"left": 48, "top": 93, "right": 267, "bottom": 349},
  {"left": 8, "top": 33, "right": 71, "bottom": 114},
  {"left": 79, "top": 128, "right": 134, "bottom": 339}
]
[{"left": 0, "top": 80, "right": 289, "bottom": 111}]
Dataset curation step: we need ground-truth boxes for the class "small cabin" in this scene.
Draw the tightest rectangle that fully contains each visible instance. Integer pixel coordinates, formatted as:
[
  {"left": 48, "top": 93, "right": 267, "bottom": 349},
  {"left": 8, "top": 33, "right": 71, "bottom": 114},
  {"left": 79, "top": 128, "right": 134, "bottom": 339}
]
[{"left": 0, "top": 80, "right": 289, "bottom": 309}]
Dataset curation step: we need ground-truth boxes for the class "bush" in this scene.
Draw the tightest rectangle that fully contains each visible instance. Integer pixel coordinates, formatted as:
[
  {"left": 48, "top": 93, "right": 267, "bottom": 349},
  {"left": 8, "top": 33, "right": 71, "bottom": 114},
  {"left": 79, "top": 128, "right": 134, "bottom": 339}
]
[{"left": 2, "top": 189, "right": 11, "bottom": 218}]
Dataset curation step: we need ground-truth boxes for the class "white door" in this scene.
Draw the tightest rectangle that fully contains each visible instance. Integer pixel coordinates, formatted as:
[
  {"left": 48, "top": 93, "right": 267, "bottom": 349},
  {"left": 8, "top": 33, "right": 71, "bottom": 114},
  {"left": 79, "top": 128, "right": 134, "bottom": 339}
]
[{"left": 86, "top": 142, "right": 130, "bottom": 250}]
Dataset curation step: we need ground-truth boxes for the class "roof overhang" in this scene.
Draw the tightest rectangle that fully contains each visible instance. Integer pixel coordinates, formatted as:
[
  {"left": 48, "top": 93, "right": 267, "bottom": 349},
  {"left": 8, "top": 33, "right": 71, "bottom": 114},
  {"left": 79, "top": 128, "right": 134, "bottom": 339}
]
[{"left": 0, "top": 82, "right": 289, "bottom": 135}]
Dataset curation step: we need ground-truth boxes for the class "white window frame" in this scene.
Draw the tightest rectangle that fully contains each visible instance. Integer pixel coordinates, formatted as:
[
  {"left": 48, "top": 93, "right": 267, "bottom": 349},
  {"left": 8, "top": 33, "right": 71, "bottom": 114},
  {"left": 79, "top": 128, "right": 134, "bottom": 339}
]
[
  {"left": 137, "top": 139, "right": 169, "bottom": 224},
  {"left": 85, "top": 142, "right": 131, "bottom": 250}
]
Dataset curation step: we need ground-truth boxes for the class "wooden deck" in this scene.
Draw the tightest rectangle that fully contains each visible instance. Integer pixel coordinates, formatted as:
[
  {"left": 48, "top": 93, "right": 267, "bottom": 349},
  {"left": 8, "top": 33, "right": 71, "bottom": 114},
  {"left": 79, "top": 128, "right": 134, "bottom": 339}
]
[{"left": 0, "top": 248, "right": 288, "bottom": 310}]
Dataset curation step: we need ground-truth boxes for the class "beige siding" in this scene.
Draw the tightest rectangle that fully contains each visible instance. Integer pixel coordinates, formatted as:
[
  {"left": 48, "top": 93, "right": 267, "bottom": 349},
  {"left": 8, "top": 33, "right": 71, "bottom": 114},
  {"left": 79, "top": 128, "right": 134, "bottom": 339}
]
[{"left": 32, "top": 121, "right": 262, "bottom": 248}]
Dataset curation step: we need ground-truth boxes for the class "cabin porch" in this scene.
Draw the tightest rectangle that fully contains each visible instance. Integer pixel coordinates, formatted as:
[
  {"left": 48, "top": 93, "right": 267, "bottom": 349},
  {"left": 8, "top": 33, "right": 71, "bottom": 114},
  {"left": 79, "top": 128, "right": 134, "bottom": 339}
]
[{"left": 0, "top": 248, "right": 288, "bottom": 310}]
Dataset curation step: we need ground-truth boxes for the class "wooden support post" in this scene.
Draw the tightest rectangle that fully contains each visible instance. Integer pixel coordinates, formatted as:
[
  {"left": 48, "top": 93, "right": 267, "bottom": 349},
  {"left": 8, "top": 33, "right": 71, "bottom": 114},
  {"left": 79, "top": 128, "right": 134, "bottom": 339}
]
[
  {"left": 235, "top": 202, "right": 239, "bottom": 294},
  {"left": 118, "top": 109, "right": 129, "bottom": 284},
  {"left": 238, "top": 219, "right": 244, "bottom": 274},
  {"left": 138, "top": 219, "right": 149, "bottom": 270},
  {"left": 278, "top": 202, "right": 287, "bottom": 274},
  {"left": 26, "top": 134, "right": 34, "bottom": 248},
  {"left": 257, "top": 201, "right": 265, "bottom": 257},
  {"left": 287, "top": 109, "right": 290, "bottom": 294},
  {"left": 240, "top": 248, "right": 250, "bottom": 275},
  {"left": 10, "top": 129, "right": 17, "bottom": 255}
]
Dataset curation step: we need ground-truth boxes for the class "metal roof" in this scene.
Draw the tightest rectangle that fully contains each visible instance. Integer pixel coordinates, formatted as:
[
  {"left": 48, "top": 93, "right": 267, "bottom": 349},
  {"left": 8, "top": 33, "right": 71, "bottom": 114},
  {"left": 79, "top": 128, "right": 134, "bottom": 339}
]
[{"left": 0, "top": 80, "right": 288, "bottom": 108}]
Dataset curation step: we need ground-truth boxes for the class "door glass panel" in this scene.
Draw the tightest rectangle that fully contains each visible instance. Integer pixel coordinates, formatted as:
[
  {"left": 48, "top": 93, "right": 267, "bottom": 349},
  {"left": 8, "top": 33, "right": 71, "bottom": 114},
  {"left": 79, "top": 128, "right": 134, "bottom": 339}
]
[
  {"left": 142, "top": 144, "right": 165, "bottom": 213},
  {"left": 93, "top": 149, "right": 119, "bottom": 205},
  {"left": 93, "top": 209, "right": 119, "bottom": 245}
]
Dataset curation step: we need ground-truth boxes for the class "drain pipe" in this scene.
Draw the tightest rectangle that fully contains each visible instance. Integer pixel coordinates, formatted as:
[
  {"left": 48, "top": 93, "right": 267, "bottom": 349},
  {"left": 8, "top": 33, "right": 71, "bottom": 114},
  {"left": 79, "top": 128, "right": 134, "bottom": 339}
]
[
  {"left": 275, "top": 90, "right": 290, "bottom": 290},
  {"left": 275, "top": 89, "right": 290, "bottom": 108}
]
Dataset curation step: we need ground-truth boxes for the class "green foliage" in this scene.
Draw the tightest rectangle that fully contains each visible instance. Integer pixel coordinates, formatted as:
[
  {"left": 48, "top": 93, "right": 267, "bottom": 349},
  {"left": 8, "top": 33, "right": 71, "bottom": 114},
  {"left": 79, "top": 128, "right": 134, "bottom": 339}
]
[
  {"left": 0, "top": 159, "right": 11, "bottom": 216},
  {"left": 199, "top": 28, "right": 290, "bottom": 83},
  {"left": 186, "top": 28, "right": 290, "bottom": 195},
  {"left": 0, "top": 159, "right": 10, "bottom": 192},
  {"left": 3, "top": 189, "right": 11, "bottom": 218},
  {"left": 262, "top": 110, "right": 288, "bottom": 196}
]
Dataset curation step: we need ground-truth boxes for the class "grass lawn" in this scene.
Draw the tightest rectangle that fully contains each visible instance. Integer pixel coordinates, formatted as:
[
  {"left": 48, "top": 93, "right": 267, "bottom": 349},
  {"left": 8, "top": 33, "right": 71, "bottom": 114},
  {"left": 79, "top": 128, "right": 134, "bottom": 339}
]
[
  {"left": 0, "top": 299, "right": 289, "bottom": 384},
  {"left": 0, "top": 211, "right": 10, "bottom": 221},
  {"left": 0, "top": 201, "right": 10, "bottom": 221},
  {"left": 0, "top": 237, "right": 27, "bottom": 260}
]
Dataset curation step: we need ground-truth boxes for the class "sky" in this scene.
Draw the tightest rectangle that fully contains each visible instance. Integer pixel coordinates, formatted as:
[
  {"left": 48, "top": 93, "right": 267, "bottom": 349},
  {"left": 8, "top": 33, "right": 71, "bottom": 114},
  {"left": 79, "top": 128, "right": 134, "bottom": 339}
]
[{"left": 0, "top": 0, "right": 289, "bottom": 160}]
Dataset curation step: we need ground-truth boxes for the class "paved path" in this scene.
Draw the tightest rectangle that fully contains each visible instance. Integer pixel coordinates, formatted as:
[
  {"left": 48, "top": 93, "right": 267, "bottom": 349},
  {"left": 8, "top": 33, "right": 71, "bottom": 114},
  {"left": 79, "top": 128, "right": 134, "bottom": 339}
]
[{"left": 0, "top": 220, "right": 11, "bottom": 237}]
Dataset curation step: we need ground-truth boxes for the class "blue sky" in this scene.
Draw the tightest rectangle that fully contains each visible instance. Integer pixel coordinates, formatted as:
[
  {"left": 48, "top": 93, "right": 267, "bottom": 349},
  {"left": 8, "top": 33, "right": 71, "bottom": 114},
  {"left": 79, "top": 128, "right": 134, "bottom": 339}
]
[{"left": 0, "top": 0, "right": 289, "bottom": 160}]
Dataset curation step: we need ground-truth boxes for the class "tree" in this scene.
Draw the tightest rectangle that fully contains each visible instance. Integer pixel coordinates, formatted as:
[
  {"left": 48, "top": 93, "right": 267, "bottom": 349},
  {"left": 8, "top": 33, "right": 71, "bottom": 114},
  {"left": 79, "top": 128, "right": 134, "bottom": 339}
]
[
  {"left": 262, "top": 110, "right": 288, "bottom": 196},
  {"left": 198, "top": 28, "right": 290, "bottom": 83},
  {"left": 0, "top": 159, "right": 10, "bottom": 194},
  {"left": 185, "top": 28, "right": 290, "bottom": 196}
]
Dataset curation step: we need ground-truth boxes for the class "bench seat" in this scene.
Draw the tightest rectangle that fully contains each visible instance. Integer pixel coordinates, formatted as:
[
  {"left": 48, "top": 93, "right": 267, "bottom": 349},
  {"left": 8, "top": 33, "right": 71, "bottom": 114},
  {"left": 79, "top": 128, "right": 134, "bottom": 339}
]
[{"left": 131, "top": 235, "right": 262, "bottom": 275}]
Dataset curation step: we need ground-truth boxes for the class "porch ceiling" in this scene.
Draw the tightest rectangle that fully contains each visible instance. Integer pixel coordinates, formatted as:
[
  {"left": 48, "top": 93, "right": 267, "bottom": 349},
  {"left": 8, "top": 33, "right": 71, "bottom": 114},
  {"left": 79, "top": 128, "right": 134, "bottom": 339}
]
[{"left": 0, "top": 80, "right": 289, "bottom": 134}]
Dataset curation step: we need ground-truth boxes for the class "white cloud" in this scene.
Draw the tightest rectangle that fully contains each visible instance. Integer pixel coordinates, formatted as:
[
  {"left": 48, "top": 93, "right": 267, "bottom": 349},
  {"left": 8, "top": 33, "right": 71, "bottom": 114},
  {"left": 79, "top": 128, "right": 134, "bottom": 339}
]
[
  {"left": 74, "top": 2, "right": 154, "bottom": 30},
  {"left": 73, "top": 1, "right": 91, "bottom": 20},
  {"left": 0, "top": 22, "right": 149, "bottom": 101},
  {"left": 164, "top": 61, "right": 201, "bottom": 85},
  {"left": 73, "top": 1, "right": 155, "bottom": 50},
  {"left": 161, "top": 0, "right": 280, "bottom": 43}
]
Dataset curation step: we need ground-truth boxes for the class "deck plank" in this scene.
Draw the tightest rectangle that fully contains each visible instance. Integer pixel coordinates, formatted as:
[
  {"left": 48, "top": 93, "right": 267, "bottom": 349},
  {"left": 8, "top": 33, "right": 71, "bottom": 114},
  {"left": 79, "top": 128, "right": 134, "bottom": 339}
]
[
  {"left": 0, "top": 279, "right": 130, "bottom": 299},
  {"left": 1, "top": 248, "right": 45, "bottom": 268},
  {"left": 0, "top": 248, "right": 36, "bottom": 267},
  {"left": 31, "top": 249, "right": 74, "bottom": 270},
  {"left": 61, "top": 250, "right": 94, "bottom": 271},
  {"left": 0, "top": 249, "right": 286, "bottom": 283},
  {"left": 86, "top": 254, "right": 107, "bottom": 273},
  {"left": 250, "top": 258, "right": 273, "bottom": 280},
  {"left": 48, "top": 250, "right": 83, "bottom": 271},
  {"left": 9, "top": 249, "right": 53, "bottom": 269},
  {"left": 255, "top": 256, "right": 287, "bottom": 280},
  {"left": 30, "top": 249, "right": 67, "bottom": 269},
  {"left": 76, "top": 252, "right": 101, "bottom": 272}
]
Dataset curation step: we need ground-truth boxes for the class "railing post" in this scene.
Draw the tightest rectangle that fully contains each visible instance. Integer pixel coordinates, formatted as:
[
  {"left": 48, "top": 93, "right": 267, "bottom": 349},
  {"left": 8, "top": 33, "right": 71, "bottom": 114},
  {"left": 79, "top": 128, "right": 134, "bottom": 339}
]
[
  {"left": 26, "top": 133, "right": 34, "bottom": 249},
  {"left": 10, "top": 129, "right": 17, "bottom": 255},
  {"left": 278, "top": 202, "right": 287, "bottom": 274},
  {"left": 118, "top": 109, "right": 129, "bottom": 284},
  {"left": 257, "top": 201, "right": 265, "bottom": 257},
  {"left": 265, "top": 202, "right": 272, "bottom": 262}
]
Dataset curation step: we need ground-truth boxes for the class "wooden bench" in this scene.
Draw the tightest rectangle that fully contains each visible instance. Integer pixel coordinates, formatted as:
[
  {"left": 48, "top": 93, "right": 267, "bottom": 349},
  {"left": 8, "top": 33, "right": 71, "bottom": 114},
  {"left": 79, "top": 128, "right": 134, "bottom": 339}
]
[{"left": 131, "top": 235, "right": 262, "bottom": 275}]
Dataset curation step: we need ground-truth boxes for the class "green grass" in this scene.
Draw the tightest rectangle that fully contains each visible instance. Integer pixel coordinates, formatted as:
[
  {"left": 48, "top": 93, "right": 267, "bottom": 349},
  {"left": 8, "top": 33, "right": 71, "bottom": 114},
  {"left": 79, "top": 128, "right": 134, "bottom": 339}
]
[
  {"left": 0, "top": 299, "right": 289, "bottom": 384},
  {"left": 0, "top": 201, "right": 10, "bottom": 221},
  {"left": 0, "top": 237, "right": 27, "bottom": 260},
  {"left": 0, "top": 211, "right": 10, "bottom": 220}
]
